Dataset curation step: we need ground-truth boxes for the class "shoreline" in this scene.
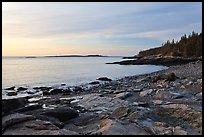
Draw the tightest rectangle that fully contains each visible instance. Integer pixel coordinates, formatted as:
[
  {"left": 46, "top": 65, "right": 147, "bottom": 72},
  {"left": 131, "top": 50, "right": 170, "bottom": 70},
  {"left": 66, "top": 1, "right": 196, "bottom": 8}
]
[
  {"left": 106, "top": 56, "right": 202, "bottom": 66},
  {"left": 2, "top": 60, "right": 202, "bottom": 135},
  {"left": 2, "top": 64, "right": 168, "bottom": 99}
]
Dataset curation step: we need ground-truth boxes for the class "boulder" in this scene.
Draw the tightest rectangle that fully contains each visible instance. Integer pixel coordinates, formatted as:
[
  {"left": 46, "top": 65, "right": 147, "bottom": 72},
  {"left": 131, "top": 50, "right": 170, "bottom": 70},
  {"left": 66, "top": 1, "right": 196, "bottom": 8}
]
[
  {"left": 89, "top": 81, "right": 100, "bottom": 85},
  {"left": 6, "top": 91, "right": 17, "bottom": 96},
  {"left": 2, "top": 97, "right": 29, "bottom": 114},
  {"left": 197, "top": 79, "right": 202, "bottom": 85},
  {"left": 114, "top": 92, "right": 132, "bottom": 100},
  {"left": 73, "top": 86, "right": 84, "bottom": 92},
  {"left": 97, "top": 77, "right": 112, "bottom": 82},
  {"left": 4, "top": 86, "right": 15, "bottom": 90},
  {"left": 49, "top": 89, "right": 64, "bottom": 95},
  {"left": 43, "top": 88, "right": 71, "bottom": 95},
  {"left": 33, "top": 86, "right": 52, "bottom": 91},
  {"left": 17, "top": 87, "right": 28, "bottom": 91},
  {"left": 62, "top": 88, "right": 72, "bottom": 95},
  {"left": 173, "top": 126, "right": 188, "bottom": 135},
  {"left": 153, "top": 73, "right": 177, "bottom": 82},
  {"left": 154, "top": 90, "right": 171, "bottom": 99},
  {"left": 40, "top": 107, "right": 79, "bottom": 122}
]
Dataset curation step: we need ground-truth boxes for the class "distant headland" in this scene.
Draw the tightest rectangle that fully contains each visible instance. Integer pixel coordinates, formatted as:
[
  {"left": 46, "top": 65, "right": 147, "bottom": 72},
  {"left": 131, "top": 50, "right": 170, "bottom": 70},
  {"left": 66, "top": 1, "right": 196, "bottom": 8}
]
[{"left": 44, "top": 55, "right": 109, "bottom": 57}]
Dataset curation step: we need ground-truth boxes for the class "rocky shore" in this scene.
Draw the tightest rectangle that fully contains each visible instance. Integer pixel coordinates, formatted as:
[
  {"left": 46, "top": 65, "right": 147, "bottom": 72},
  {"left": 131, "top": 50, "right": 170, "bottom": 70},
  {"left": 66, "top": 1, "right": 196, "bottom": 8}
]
[
  {"left": 106, "top": 56, "right": 202, "bottom": 66},
  {"left": 2, "top": 60, "right": 202, "bottom": 135}
]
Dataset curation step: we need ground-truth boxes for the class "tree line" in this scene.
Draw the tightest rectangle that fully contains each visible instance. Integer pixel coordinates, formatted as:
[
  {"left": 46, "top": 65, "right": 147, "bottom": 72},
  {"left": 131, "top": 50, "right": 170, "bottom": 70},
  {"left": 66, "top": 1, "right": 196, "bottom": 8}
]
[{"left": 138, "top": 31, "right": 202, "bottom": 58}]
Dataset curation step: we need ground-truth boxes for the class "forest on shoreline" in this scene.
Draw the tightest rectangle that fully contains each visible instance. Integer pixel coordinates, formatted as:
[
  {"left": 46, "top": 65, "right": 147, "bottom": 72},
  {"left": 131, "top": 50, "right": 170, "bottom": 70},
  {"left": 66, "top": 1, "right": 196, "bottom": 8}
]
[{"left": 138, "top": 31, "right": 202, "bottom": 58}]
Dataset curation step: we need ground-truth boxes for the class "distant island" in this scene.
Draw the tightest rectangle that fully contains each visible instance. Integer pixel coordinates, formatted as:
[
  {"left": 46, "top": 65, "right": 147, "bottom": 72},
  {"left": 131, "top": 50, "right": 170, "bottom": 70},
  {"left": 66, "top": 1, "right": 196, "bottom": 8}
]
[
  {"left": 45, "top": 55, "right": 109, "bottom": 57},
  {"left": 25, "top": 57, "right": 37, "bottom": 58},
  {"left": 107, "top": 31, "right": 202, "bottom": 66}
]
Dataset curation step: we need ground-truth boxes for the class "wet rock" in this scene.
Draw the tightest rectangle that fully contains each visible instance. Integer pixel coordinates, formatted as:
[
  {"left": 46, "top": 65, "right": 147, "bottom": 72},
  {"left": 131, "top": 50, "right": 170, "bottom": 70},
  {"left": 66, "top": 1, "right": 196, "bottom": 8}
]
[
  {"left": 40, "top": 107, "right": 79, "bottom": 122},
  {"left": 4, "top": 86, "right": 15, "bottom": 90},
  {"left": 42, "top": 91, "right": 50, "bottom": 96},
  {"left": 97, "top": 77, "right": 112, "bottom": 81},
  {"left": 17, "top": 87, "right": 28, "bottom": 91},
  {"left": 33, "top": 86, "right": 52, "bottom": 91},
  {"left": 6, "top": 90, "right": 17, "bottom": 96},
  {"left": 89, "top": 81, "right": 100, "bottom": 85},
  {"left": 26, "top": 90, "right": 38, "bottom": 94},
  {"left": 2, "top": 113, "right": 36, "bottom": 131},
  {"left": 49, "top": 88, "right": 64, "bottom": 95},
  {"left": 62, "top": 88, "right": 72, "bottom": 95},
  {"left": 2, "top": 97, "right": 29, "bottom": 115},
  {"left": 73, "top": 86, "right": 84, "bottom": 92}
]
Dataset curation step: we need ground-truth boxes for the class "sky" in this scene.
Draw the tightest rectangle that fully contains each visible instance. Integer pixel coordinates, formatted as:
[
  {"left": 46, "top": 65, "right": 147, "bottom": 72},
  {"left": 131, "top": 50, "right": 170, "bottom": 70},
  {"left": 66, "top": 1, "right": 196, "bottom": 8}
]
[{"left": 2, "top": 2, "right": 202, "bottom": 56}]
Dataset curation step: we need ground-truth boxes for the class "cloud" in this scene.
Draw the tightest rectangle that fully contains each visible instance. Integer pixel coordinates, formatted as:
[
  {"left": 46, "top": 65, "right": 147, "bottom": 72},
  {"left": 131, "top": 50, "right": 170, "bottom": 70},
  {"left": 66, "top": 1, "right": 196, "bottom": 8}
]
[{"left": 2, "top": 2, "right": 202, "bottom": 56}]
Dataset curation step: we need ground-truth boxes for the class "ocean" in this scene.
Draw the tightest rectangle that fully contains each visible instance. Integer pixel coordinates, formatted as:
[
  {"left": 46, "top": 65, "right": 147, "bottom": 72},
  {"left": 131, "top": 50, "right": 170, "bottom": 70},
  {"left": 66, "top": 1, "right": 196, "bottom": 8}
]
[{"left": 2, "top": 56, "right": 167, "bottom": 90}]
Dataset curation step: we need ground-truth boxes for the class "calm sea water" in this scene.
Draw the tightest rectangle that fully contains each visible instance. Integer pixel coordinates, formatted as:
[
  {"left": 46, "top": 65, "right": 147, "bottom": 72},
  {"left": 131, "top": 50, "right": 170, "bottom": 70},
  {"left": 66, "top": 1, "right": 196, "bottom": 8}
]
[{"left": 2, "top": 56, "right": 167, "bottom": 89}]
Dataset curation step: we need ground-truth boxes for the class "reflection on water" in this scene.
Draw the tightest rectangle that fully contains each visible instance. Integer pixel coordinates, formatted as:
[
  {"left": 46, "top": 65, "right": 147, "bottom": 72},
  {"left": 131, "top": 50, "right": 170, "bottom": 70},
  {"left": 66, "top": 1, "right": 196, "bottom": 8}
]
[{"left": 2, "top": 56, "right": 168, "bottom": 89}]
